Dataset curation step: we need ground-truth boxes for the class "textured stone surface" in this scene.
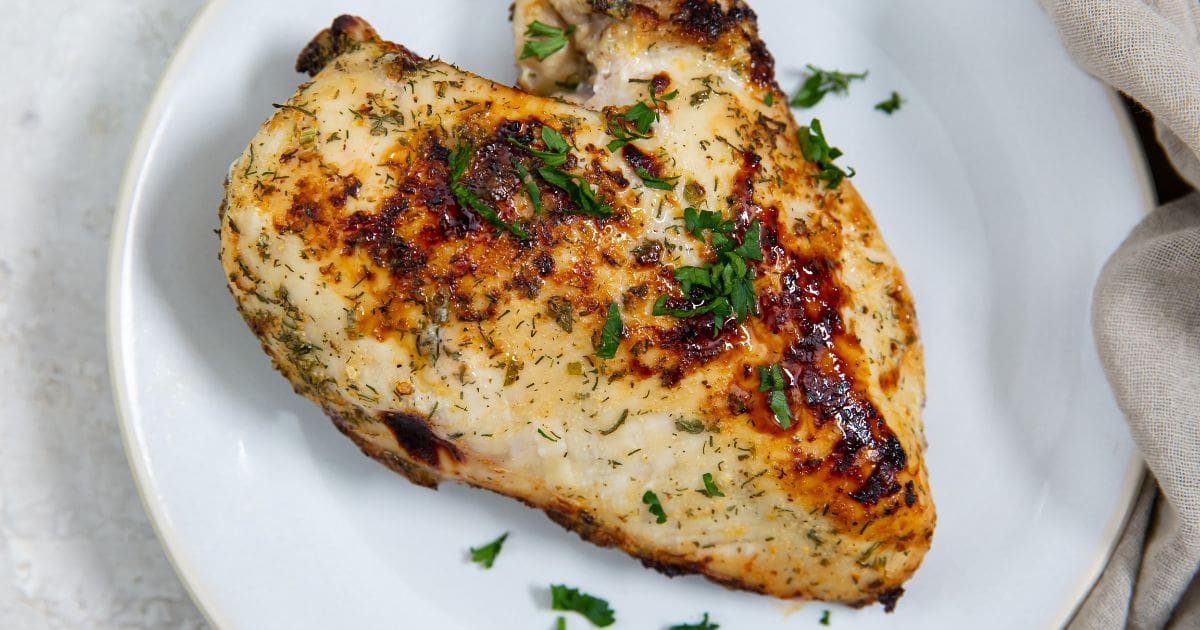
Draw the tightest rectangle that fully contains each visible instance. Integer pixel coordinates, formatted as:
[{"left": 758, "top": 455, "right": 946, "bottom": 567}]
[{"left": 0, "top": 1, "right": 207, "bottom": 627}]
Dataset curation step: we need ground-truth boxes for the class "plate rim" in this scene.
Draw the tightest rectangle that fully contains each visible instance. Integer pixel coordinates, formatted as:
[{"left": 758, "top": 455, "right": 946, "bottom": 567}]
[
  {"left": 105, "top": 1, "right": 1153, "bottom": 626},
  {"left": 106, "top": 0, "right": 231, "bottom": 626}
]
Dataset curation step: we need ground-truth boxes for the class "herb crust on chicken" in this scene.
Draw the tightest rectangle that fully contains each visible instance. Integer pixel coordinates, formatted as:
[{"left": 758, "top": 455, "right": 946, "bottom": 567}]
[{"left": 219, "top": 3, "right": 934, "bottom": 609}]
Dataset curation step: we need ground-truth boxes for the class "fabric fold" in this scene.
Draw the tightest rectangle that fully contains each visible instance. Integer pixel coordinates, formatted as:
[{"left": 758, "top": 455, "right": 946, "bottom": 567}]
[{"left": 1038, "top": 1, "right": 1200, "bottom": 628}]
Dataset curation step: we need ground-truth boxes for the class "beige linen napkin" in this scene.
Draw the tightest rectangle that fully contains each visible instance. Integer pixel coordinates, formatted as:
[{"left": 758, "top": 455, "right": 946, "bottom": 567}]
[{"left": 1040, "top": 1, "right": 1200, "bottom": 628}]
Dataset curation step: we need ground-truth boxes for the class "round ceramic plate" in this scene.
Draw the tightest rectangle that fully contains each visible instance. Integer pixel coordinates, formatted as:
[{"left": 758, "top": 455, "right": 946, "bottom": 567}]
[{"left": 108, "top": 1, "right": 1150, "bottom": 627}]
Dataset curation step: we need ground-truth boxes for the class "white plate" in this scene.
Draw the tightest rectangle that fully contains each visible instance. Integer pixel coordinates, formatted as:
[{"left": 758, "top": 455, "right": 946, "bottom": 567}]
[{"left": 108, "top": 1, "right": 1150, "bottom": 628}]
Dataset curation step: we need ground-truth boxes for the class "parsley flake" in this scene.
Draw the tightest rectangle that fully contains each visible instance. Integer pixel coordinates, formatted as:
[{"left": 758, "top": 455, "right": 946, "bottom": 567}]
[
  {"left": 758, "top": 363, "right": 793, "bottom": 429},
  {"left": 635, "top": 167, "right": 680, "bottom": 191},
  {"left": 669, "top": 612, "right": 720, "bottom": 630},
  {"left": 468, "top": 532, "right": 508, "bottom": 569},
  {"left": 508, "top": 125, "right": 571, "bottom": 167},
  {"left": 537, "top": 166, "right": 613, "bottom": 218},
  {"left": 653, "top": 215, "right": 762, "bottom": 332},
  {"left": 733, "top": 221, "right": 763, "bottom": 261},
  {"left": 642, "top": 490, "right": 667, "bottom": 524},
  {"left": 875, "top": 91, "right": 904, "bottom": 114},
  {"left": 798, "top": 119, "right": 855, "bottom": 190},
  {"left": 819, "top": 609, "right": 832, "bottom": 626},
  {"left": 550, "top": 584, "right": 615, "bottom": 627},
  {"left": 511, "top": 158, "right": 542, "bottom": 215},
  {"left": 702, "top": 473, "right": 725, "bottom": 497},
  {"left": 520, "top": 21, "right": 576, "bottom": 61},
  {"left": 684, "top": 207, "right": 732, "bottom": 238},
  {"left": 449, "top": 143, "right": 528, "bottom": 238},
  {"left": 789, "top": 64, "right": 868, "bottom": 109},
  {"left": 606, "top": 85, "right": 677, "bottom": 151},
  {"left": 595, "top": 302, "right": 623, "bottom": 359}
]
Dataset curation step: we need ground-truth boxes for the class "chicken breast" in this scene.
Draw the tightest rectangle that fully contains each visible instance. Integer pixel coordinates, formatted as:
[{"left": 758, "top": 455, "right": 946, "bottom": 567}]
[{"left": 220, "top": 5, "right": 933, "bottom": 610}]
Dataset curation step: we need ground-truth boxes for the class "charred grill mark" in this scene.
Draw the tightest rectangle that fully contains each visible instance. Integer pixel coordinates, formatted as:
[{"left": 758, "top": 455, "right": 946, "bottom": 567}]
[
  {"left": 343, "top": 174, "right": 362, "bottom": 198},
  {"left": 386, "top": 138, "right": 482, "bottom": 242},
  {"left": 495, "top": 119, "right": 532, "bottom": 143},
  {"left": 621, "top": 144, "right": 663, "bottom": 178},
  {"left": 533, "top": 252, "right": 555, "bottom": 276},
  {"left": 846, "top": 435, "right": 906, "bottom": 504},
  {"left": 877, "top": 587, "right": 905, "bottom": 613},
  {"left": 464, "top": 137, "right": 528, "bottom": 220},
  {"left": 341, "top": 196, "right": 428, "bottom": 274},
  {"left": 329, "top": 411, "right": 441, "bottom": 488},
  {"left": 281, "top": 195, "right": 323, "bottom": 233},
  {"left": 652, "top": 316, "right": 741, "bottom": 387},
  {"left": 631, "top": 239, "right": 664, "bottom": 266},
  {"left": 670, "top": 0, "right": 755, "bottom": 44},
  {"left": 745, "top": 38, "right": 776, "bottom": 87},
  {"left": 380, "top": 411, "right": 461, "bottom": 467},
  {"left": 510, "top": 270, "right": 543, "bottom": 299},
  {"left": 651, "top": 72, "right": 673, "bottom": 96},
  {"left": 585, "top": 158, "right": 631, "bottom": 196},
  {"left": 328, "top": 120, "right": 626, "bottom": 344},
  {"left": 296, "top": 15, "right": 378, "bottom": 76},
  {"left": 756, "top": 246, "right": 907, "bottom": 507},
  {"left": 329, "top": 174, "right": 363, "bottom": 209}
]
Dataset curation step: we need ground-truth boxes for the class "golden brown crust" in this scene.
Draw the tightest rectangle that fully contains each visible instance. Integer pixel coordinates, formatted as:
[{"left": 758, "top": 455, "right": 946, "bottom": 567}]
[{"left": 221, "top": 12, "right": 933, "bottom": 609}]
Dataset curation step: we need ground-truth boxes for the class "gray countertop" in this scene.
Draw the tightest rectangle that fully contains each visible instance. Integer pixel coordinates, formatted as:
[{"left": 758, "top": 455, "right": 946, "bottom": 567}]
[{"left": 0, "top": 1, "right": 206, "bottom": 626}]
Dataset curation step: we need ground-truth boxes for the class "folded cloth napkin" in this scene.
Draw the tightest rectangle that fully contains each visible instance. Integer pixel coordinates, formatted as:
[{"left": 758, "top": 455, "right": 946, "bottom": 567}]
[{"left": 1040, "top": 1, "right": 1200, "bottom": 628}]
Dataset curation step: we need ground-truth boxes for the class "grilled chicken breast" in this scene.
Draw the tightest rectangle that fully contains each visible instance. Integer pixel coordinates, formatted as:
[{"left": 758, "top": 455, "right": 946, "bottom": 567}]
[{"left": 220, "top": 4, "right": 933, "bottom": 609}]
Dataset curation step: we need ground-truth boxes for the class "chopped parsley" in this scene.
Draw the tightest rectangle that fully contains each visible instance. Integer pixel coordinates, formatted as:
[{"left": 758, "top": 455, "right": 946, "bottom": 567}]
[
  {"left": 702, "top": 473, "right": 725, "bottom": 497},
  {"left": 468, "top": 532, "right": 508, "bottom": 569},
  {"left": 798, "top": 119, "right": 854, "bottom": 190},
  {"left": 669, "top": 612, "right": 720, "bottom": 630},
  {"left": 819, "top": 609, "right": 831, "bottom": 625},
  {"left": 764, "top": 91, "right": 775, "bottom": 106},
  {"left": 511, "top": 158, "right": 542, "bottom": 214},
  {"left": 675, "top": 418, "right": 705, "bottom": 434},
  {"left": 684, "top": 207, "right": 731, "bottom": 238},
  {"left": 606, "top": 85, "right": 677, "bottom": 151},
  {"left": 508, "top": 125, "right": 571, "bottom": 167},
  {"left": 733, "top": 220, "right": 763, "bottom": 261},
  {"left": 789, "top": 64, "right": 868, "bottom": 109},
  {"left": 642, "top": 490, "right": 667, "bottom": 523},
  {"left": 520, "top": 21, "right": 576, "bottom": 61},
  {"left": 653, "top": 213, "right": 762, "bottom": 332},
  {"left": 537, "top": 166, "right": 613, "bottom": 217},
  {"left": 556, "top": 617, "right": 567, "bottom": 630},
  {"left": 550, "top": 584, "right": 615, "bottom": 627},
  {"left": 635, "top": 167, "right": 679, "bottom": 191},
  {"left": 875, "top": 91, "right": 904, "bottom": 114},
  {"left": 758, "top": 363, "right": 793, "bottom": 429},
  {"left": 449, "top": 143, "right": 528, "bottom": 238},
  {"left": 595, "top": 302, "right": 623, "bottom": 359}
]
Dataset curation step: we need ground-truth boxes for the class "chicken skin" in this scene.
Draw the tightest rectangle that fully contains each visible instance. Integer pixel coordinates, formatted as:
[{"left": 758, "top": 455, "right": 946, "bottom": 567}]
[{"left": 219, "top": 5, "right": 933, "bottom": 609}]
